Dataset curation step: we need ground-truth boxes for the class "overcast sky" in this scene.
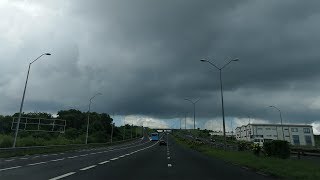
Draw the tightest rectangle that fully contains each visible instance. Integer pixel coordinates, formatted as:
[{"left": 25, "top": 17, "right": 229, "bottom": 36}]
[{"left": 1, "top": 0, "right": 320, "bottom": 134}]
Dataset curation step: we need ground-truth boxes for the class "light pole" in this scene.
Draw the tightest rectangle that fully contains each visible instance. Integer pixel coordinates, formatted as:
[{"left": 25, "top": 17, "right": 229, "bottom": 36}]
[
  {"left": 269, "top": 105, "right": 285, "bottom": 140},
  {"left": 85, "top": 93, "right": 102, "bottom": 144},
  {"left": 184, "top": 98, "right": 200, "bottom": 130},
  {"left": 13, "top": 53, "right": 51, "bottom": 148},
  {"left": 110, "top": 122, "right": 114, "bottom": 143},
  {"left": 200, "top": 58, "right": 239, "bottom": 150}
]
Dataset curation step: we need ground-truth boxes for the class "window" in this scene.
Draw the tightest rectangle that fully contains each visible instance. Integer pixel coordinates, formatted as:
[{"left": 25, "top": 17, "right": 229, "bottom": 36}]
[
  {"left": 267, "top": 135, "right": 272, "bottom": 137},
  {"left": 274, "top": 135, "right": 277, "bottom": 137},
  {"left": 284, "top": 128, "right": 288, "bottom": 130},
  {"left": 303, "top": 128, "right": 310, "bottom": 133},
  {"left": 305, "top": 136, "right": 312, "bottom": 145},
  {"left": 291, "top": 128, "right": 298, "bottom": 132},
  {"left": 266, "top": 128, "right": 270, "bottom": 130},
  {"left": 292, "top": 135, "right": 300, "bottom": 145},
  {"left": 257, "top": 128, "right": 262, "bottom": 130}
]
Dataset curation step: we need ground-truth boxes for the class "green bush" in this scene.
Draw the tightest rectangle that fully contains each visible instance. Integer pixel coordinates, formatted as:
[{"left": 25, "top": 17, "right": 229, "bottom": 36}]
[
  {"left": 0, "top": 135, "right": 13, "bottom": 148},
  {"left": 238, "top": 141, "right": 251, "bottom": 151},
  {"left": 263, "top": 140, "right": 290, "bottom": 159},
  {"left": 64, "top": 128, "right": 80, "bottom": 139}
]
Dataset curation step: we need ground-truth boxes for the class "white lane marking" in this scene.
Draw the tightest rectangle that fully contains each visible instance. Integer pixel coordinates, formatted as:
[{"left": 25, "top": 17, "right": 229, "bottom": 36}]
[
  {"left": 20, "top": 157, "right": 28, "bottom": 160},
  {"left": 110, "top": 157, "right": 118, "bottom": 161},
  {"left": 49, "top": 172, "right": 76, "bottom": 180},
  {"left": 167, "top": 157, "right": 170, "bottom": 159},
  {"left": 90, "top": 152, "right": 97, "bottom": 155},
  {"left": 80, "top": 165, "right": 97, "bottom": 171},
  {"left": 98, "top": 160, "right": 110, "bottom": 165},
  {"left": 50, "top": 158, "right": 65, "bottom": 162},
  {"left": 79, "top": 154, "right": 88, "bottom": 157},
  {"left": 5, "top": 159, "right": 15, "bottom": 162},
  {"left": 51, "top": 154, "right": 58, "bottom": 156},
  {"left": 28, "top": 161, "right": 47, "bottom": 166},
  {"left": 42, "top": 155, "right": 48, "bottom": 157},
  {"left": 168, "top": 164, "right": 172, "bottom": 167},
  {"left": 32, "top": 156, "right": 40, "bottom": 159},
  {"left": 119, "top": 155, "right": 126, "bottom": 158},
  {"left": 59, "top": 153, "right": 65, "bottom": 155},
  {"left": 125, "top": 153, "right": 130, "bottom": 156},
  {"left": 0, "top": 166, "right": 22, "bottom": 172},
  {"left": 68, "top": 156, "right": 78, "bottom": 159}
]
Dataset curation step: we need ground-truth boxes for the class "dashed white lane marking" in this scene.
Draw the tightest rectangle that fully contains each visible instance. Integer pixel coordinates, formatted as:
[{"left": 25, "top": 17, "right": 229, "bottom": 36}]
[
  {"left": 49, "top": 172, "right": 76, "bottom": 180},
  {"left": 51, "top": 154, "right": 58, "bottom": 156},
  {"left": 167, "top": 157, "right": 170, "bottom": 159},
  {"left": 5, "top": 159, "right": 15, "bottom": 162},
  {"left": 68, "top": 156, "right": 79, "bottom": 159},
  {"left": 0, "top": 166, "right": 22, "bottom": 172},
  {"left": 50, "top": 158, "right": 65, "bottom": 162},
  {"left": 42, "top": 155, "right": 48, "bottom": 157},
  {"left": 32, "top": 156, "right": 40, "bottom": 159},
  {"left": 168, "top": 164, "right": 172, "bottom": 167},
  {"left": 90, "top": 152, "right": 97, "bottom": 155},
  {"left": 79, "top": 154, "right": 89, "bottom": 157},
  {"left": 20, "top": 157, "right": 28, "bottom": 160},
  {"left": 28, "top": 161, "right": 47, "bottom": 166},
  {"left": 98, "top": 160, "right": 110, "bottom": 165},
  {"left": 80, "top": 165, "right": 96, "bottom": 171},
  {"left": 110, "top": 157, "right": 118, "bottom": 161},
  {"left": 125, "top": 153, "right": 130, "bottom": 156}
]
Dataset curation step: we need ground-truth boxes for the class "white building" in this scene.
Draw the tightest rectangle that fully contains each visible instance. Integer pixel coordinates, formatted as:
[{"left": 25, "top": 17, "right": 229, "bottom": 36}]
[{"left": 235, "top": 124, "right": 315, "bottom": 146}]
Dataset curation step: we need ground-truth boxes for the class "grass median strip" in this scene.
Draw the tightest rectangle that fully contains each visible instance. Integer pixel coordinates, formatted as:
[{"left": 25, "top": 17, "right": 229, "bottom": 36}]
[{"left": 174, "top": 136, "right": 320, "bottom": 180}]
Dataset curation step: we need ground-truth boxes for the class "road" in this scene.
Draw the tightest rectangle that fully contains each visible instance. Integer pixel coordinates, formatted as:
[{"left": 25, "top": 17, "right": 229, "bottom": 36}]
[{"left": 0, "top": 134, "right": 273, "bottom": 180}]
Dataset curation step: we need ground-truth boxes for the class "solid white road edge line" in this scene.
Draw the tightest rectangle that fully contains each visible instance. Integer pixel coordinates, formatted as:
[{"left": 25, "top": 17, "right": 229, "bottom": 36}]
[
  {"left": 98, "top": 160, "right": 110, "bottom": 165},
  {"left": 0, "top": 166, "right": 22, "bottom": 172}
]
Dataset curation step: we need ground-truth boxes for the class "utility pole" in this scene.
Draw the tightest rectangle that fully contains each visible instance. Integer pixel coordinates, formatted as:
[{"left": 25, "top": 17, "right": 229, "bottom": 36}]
[
  {"left": 110, "top": 123, "right": 114, "bottom": 143},
  {"left": 131, "top": 124, "right": 133, "bottom": 139}
]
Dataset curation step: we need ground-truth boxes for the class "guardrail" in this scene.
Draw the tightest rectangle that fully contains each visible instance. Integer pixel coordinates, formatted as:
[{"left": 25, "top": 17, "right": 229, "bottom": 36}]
[{"left": 0, "top": 137, "right": 143, "bottom": 153}]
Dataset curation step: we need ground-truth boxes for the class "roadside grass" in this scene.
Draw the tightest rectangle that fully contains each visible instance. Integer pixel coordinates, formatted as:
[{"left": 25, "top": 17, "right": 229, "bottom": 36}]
[
  {"left": 0, "top": 138, "right": 140, "bottom": 158},
  {"left": 174, "top": 136, "right": 320, "bottom": 180}
]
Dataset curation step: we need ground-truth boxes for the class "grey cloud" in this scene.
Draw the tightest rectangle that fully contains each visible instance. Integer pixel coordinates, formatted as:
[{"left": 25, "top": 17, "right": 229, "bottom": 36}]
[{"left": 1, "top": 0, "right": 320, "bottom": 127}]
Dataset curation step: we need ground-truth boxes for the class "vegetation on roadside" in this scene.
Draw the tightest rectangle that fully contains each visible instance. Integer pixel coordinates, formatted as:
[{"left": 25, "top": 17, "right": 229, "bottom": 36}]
[
  {"left": 174, "top": 134, "right": 320, "bottom": 180},
  {"left": 0, "top": 110, "right": 143, "bottom": 148}
]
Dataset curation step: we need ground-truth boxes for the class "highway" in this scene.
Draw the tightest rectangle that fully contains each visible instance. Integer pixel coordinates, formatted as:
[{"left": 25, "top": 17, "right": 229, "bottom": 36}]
[{"left": 0, "top": 133, "right": 273, "bottom": 180}]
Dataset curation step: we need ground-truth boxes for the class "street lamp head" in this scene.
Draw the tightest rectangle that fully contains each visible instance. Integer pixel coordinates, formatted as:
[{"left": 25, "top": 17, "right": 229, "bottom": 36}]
[
  {"left": 45, "top": 53, "right": 51, "bottom": 56},
  {"left": 232, "top": 58, "right": 239, "bottom": 61},
  {"left": 200, "top": 59, "right": 207, "bottom": 62}
]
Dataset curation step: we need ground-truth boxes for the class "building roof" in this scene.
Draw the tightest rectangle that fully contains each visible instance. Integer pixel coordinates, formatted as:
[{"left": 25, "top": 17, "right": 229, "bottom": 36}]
[{"left": 236, "top": 123, "right": 312, "bottom": 129}]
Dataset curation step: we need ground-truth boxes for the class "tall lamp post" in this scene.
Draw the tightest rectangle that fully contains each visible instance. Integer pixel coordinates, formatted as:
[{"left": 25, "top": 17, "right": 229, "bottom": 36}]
[
  {"left": 200, "top": 58, "right": 239, "bottom": 150},
  {"left": 13, "top": 53, "right": 51, "bottom": 148},
  {"left": 269, "top": 105, "right": 285, "bottom": 140},
  {"left": 85, "top": 93, "right": 102, "bottom": 144},
  {"left": 184, "top": 98, "right": 200, "bottom": 130}
]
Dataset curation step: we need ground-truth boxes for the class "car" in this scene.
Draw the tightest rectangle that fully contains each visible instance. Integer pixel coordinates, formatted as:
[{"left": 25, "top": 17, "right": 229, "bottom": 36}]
[{"left": 159, "top": 140, "right": 167, "bottom": 146}]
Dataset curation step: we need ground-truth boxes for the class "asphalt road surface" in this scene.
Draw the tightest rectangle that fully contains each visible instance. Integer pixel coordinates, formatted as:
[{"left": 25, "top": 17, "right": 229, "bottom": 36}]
[{"left": 0, "top": 134, "right": 273, "bottom": 180}]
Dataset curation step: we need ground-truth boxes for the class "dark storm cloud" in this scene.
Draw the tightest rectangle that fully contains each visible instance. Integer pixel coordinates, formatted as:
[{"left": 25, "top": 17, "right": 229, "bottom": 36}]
[{"left": 2, "top": 0, "right": 320, "bottom": 127}]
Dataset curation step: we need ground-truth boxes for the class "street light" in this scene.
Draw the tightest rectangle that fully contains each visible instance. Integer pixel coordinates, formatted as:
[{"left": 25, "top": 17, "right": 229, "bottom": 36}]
[
  {"left": 184, "top": 98, "right": 200, "bottom": 130},
  {"left": 269, "top": 105, "right": 285, "bottom": 140},
  {"left": 85, "top": 92, "right": 102, "bottom": 144},
  {"left": 200, "top": 58, "right": 239, "bottom": 150},
  {"left": 13, "top": 53, "right": 51, "bottom": 148}
]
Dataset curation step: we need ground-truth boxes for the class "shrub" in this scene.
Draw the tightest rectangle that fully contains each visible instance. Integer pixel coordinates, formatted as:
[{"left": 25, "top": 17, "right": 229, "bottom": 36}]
[
  {"left": 252, "top": 143, "right": 261, "bottom": 156},
  {"left": 238, "top": 141, "right": 251, "bottom": 151},
  {"left": 263, "top": 140, "right": 290, "bottom": 159},
  {"left": 0, "top": 135, "right": 13, "bottom": 148}
]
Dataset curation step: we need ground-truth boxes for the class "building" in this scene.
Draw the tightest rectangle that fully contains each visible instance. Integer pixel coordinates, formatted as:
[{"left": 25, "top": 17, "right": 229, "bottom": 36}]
[{"left": 235, "top": 124, "right": 315, "bottom": 146}]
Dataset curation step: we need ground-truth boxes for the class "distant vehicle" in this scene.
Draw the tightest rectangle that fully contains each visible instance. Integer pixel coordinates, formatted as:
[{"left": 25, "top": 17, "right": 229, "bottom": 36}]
[
  {"left": 151, "top": 132, "right": 159, "bottom": 141},
  {"left": 159, "top": 140, "right": 166, "bottom": 146}
]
